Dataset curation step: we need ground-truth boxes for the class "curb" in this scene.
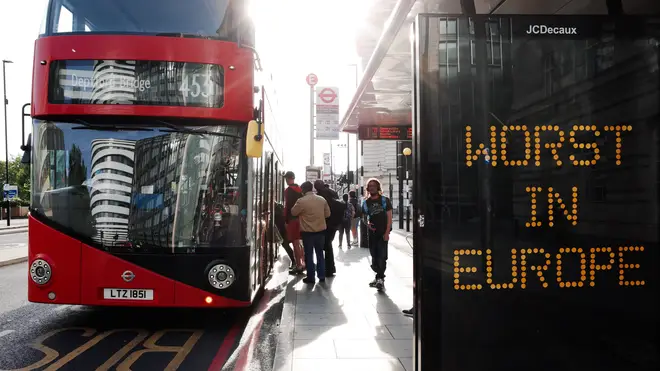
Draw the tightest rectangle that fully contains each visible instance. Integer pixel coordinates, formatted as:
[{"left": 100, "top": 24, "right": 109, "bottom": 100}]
[
  {"left": 0, "top": 227, "right": 28, "bottom": 235},
  {"left": 272, "top": 270, "right": 298, "bottom": 371},
  {"left": 0, "top": 256, "right": 28, "bottom": 268}
]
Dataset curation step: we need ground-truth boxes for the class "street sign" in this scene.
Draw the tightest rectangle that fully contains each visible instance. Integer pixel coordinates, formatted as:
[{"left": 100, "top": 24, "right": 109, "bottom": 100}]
[
  {"left": 315, "top": 86, "right": 339, "bottom": 140},
  {"left": 305, "top": 166, "right": 322, "bottom": 183},
  {"left": 306, "top": 73, "right": 318, "bottom": 86},
  {"left": 316, "top": 87, "right": 338, "bottom": 105},
  {"left": 3, "top": 184, "right": 18, "bottom": 201},
  {"left": 318, "top": 88, "right": 337, "bottom": 104}
]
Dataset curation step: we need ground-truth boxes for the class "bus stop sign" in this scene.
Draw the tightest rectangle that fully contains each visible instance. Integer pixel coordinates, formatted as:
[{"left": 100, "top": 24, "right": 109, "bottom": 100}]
[{"left": 3, "top": 184, "right": 17, "bottom": 201}]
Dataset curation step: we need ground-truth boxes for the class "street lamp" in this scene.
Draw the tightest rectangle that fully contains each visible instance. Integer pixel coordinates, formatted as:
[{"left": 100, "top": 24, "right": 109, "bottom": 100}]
[
  {"left": 403, "top": 147, "right": 412, "bottom": 232},
  {"left": 2, "top": 59, "right": 13, "bottom": 226}
]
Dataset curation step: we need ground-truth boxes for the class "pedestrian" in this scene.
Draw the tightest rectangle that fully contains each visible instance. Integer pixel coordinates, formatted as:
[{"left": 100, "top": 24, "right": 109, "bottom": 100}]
[
  {"left": 291, "top": 181, "right": 331, "bottom": 284},
  {"left": 283, "top": 171, "right": 305, "bottom": 274},
  {"left": 324, "top": 183, "right": 339, "bottom": 199},
  {"left": 361, "top": 178, "right": 393, "bottom": 291},
  {"left": 274, "top": 202, "right": 296, "bottom": 271},
  {"left": 314, "top": 179, "right": 342, "bottom": 276},
  {"left": 337, "top": 193, "right": 354, "bottom": 248},
  {"left": 348, "top": 190, "right": 361, "bottom": 246}
]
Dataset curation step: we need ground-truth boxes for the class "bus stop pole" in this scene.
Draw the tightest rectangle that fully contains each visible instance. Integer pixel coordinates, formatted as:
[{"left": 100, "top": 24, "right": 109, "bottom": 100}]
[
  {"left": 309, "top": 85, "right": 315, "bottom": 165},
  {"left": 2, "top": 60, "right": 12, "bottom": 226}
]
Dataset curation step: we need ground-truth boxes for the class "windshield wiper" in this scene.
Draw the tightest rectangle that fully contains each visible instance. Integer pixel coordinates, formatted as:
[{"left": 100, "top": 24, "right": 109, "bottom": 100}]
[
  {"left": 71, "top": 119, "right": 153, "bottom": 132},
  {"left": 159, "top": 128, "right": 241, "bottom": 138},
  {"left": 155, "top": 32, "right": 229, "bottom": 41},
  {"left": 153, "top": 119, "right": 241, "bottom": 138}
]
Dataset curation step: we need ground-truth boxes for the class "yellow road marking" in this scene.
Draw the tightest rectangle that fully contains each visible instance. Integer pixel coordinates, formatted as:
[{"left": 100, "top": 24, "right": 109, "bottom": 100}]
[
  {"left": 117, "top": 330, "right": 204, "bottom": 371},
  {"left": 6, "top": 328, "right": 95, "bottom": 371}
]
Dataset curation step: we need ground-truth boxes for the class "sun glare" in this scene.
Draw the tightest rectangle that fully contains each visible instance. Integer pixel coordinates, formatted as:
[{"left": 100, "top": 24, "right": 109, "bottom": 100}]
[
  {"left": 251, "top": 0, "right": 372, "bottom": 70},
  {"left": 246, "top": 0, "right": 376, "bottom": 176}
]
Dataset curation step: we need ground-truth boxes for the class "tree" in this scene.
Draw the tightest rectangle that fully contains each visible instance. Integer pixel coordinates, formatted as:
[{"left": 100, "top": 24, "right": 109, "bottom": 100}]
[{"left": 0, "top": 154, "right": 31, "bottom": 205}]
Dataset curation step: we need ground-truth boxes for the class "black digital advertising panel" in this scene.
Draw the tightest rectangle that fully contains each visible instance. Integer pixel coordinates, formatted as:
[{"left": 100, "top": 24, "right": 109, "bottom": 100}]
[{"left": 413, "top": 14, "right": 659, "bottom": 371}]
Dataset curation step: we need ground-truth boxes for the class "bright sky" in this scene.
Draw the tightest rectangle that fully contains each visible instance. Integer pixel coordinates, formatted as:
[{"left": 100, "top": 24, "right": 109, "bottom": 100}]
[{"left": 0, "top": 0, "right": 374, "bottom": 183}]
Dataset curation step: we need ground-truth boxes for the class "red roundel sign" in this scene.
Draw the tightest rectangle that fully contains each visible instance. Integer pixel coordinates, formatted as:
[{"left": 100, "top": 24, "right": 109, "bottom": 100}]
[
  {"left": 318, "top": 88, "right": 337, "bottom": 104},
  {"left": 306, "top": 73, "right": 318, "bottom": 86}
]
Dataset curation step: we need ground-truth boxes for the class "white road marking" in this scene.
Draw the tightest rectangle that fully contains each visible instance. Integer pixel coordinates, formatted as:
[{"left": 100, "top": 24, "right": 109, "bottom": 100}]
[
  {"left": 0, "top": 330, "right": 15, "bottom": 338},
  {"left": 55, "top": 305, "right": 69, "bottom": 311}
]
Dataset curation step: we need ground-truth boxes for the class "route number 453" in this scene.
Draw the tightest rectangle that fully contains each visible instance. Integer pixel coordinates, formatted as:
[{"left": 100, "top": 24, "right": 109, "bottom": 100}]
[{"left": 179, "top": 73, "right": 212, "bottom": 98}]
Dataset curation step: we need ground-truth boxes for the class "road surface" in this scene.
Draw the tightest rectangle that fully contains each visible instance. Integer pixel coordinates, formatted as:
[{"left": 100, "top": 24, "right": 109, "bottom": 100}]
[{"left": 0, "top": 232, "right": 286, "bottom": 371}]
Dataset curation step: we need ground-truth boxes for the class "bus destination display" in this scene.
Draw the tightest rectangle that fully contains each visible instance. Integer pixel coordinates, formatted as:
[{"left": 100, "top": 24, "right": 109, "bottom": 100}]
[{"left": 48, "top": 60, "right": 224, "bottom": 108}]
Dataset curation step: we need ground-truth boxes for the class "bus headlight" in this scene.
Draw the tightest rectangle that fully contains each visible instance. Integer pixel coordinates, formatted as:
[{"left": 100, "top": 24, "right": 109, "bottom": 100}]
[
  {"left": 30, "top": 259, "right": 52, "bottom": 285},
  {"left": 207, "top": 264, "right": 235, "bottom": 290}
]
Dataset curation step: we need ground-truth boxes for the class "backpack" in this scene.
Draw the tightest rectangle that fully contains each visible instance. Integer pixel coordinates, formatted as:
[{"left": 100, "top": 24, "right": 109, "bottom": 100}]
[
  {"left": 350, "top": 198, "right": 362, "bottom": 218},
  {"left": 362, "top": 196, "right": 388, "bottom": 222},
  {"left": 343, "top": 202, "right": 354, "bottom": 222},
  {"left": 327, "top": 198, "right": 345, "bottom": 228}
]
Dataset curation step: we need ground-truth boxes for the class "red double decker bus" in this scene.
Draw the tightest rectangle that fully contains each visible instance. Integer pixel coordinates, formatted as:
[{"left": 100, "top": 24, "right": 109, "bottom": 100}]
[{"left": 20, "top": 0, "right": 285, "bottom": 308}]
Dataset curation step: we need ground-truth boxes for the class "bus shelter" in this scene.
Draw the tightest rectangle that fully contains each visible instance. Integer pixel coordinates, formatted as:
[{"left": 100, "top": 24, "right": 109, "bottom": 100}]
[{"left": 341, "top": 1, "right": 660, "bottom": 370}]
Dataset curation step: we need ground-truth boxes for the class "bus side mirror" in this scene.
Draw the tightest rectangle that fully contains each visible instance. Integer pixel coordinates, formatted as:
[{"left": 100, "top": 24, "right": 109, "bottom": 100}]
[
  {"left": 21, "top": 133, "right": 31, "bottom": 165},
  {"left": 21, "top": 103, "right": 31, "bottom": 165},
  {"left": 246, "top": 119, "right": 264, "bottom": 158}
]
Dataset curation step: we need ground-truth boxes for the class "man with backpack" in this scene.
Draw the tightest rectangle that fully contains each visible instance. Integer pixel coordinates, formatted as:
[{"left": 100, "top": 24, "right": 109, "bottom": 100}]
[
  {"left": 337, "top": 193, "right": 355, "bottom": 248},
  {"left": 362, "top": 178, "right": 393, "bottom": 291},
  {"left": 314, "top": 180, "right": 342, "bottom": 276}
]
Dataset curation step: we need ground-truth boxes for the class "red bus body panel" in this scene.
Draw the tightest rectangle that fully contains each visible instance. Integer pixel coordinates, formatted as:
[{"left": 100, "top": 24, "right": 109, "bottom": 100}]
[
  {"left": 28, "top": 34, "right": 260, "bottom": 308},
  {"left": 28, "top": 216, "right": 83, "bottom": 304},
  {"left": 29, "top": 215, "right": 250, "bottom": 308},
  {"left": 31, "top": 35, "right": 254, "bottom": 121}
]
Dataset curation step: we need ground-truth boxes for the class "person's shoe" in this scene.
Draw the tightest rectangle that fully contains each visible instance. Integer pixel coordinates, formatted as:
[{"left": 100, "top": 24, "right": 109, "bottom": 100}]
[
  {"left": 402, "top": 308, "right": 414, "bottom": 317},
  {"left": 369, "top": 279, "right": 378, "bottom": 288},
  {"left": 303, "top": 278, "right": 315, "bottom": 284},
  {"left": 319, "top": 278, "right": 325, "bottom": 282},
  {"left": 375, "top": 279, "right": 384, "bottom": 291}
]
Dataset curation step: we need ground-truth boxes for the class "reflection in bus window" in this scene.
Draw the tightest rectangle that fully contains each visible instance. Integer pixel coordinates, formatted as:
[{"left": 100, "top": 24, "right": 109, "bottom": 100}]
[{"left": 30, "top": 121, "right": 246, "bottom": 252}]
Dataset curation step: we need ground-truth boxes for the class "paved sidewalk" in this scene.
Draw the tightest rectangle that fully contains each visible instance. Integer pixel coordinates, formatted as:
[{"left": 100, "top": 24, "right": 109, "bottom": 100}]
[
  {"left": 0, "top": 219, "right": 29, "bottom": 267},
  {"left": 0, "top": 218, "right": 28, "bottom": 233},
  {"left": 274, "top": 232, "right": 414, "bottom": 371},
  {"left": 0, "top": 245, "right": 28, "bottom": 267}
]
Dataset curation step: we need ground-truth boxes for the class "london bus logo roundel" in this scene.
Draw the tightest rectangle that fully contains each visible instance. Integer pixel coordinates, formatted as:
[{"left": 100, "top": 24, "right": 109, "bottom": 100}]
[{"left": 121, "top": 271, "right": 135, "bottom": 282}]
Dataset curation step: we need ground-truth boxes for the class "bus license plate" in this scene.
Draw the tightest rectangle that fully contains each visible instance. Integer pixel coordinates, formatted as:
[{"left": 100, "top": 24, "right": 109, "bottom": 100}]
[{"left": 103, "top": 289, "right": 153, "bottom": 300}]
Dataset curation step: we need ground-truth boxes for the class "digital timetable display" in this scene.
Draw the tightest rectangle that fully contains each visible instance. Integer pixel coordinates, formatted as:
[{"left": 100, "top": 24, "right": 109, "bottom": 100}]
[{"left": 358, "top": 125, "right": 412, "bottom": 140}]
